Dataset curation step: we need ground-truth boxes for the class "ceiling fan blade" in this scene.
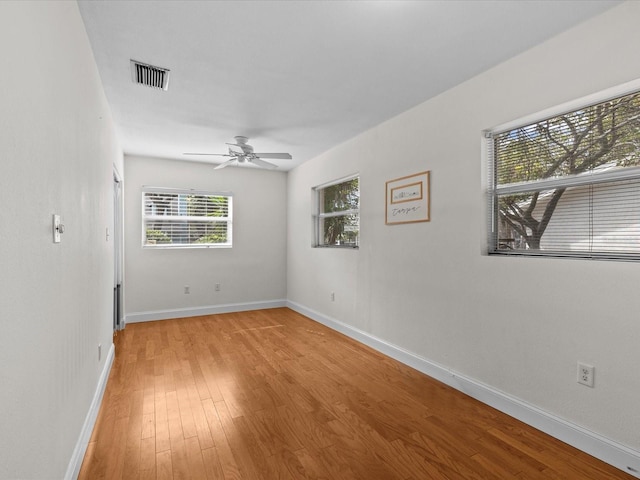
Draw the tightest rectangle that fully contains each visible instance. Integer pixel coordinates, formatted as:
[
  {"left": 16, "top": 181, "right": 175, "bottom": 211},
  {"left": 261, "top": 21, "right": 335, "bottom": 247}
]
[
  {"left": 213, "top": 158, "right": 237, "bottom": 170},
  {"left": 249, "top": 157, "right": 277, "bottom": 169},
  {"left": 254, "top": 153, "right": 292, "bottom": 160},
  {"left": 183, "top": 153, "right": 232, "bottom": 157}
]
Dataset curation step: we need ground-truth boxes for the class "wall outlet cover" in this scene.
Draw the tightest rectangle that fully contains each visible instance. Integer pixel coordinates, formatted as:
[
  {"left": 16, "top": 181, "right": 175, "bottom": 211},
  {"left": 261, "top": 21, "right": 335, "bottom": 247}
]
[{"left": 577, "top": 362, "right": 595, "bottom": 387}]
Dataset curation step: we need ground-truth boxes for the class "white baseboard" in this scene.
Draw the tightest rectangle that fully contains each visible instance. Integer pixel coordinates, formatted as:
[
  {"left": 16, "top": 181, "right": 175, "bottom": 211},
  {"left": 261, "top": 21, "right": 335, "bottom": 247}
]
[
  {"left": 125, "top": 299, "right": 287, "bottom": 324},
  {"left": 286, "top": 300, "right": 640, "bottom": 478},
  {"left": 64, "top": 342, "right": 115, "bottom": 480}
]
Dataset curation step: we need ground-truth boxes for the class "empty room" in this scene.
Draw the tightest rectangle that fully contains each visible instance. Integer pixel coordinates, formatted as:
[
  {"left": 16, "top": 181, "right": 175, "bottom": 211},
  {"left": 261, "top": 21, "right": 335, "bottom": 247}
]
[{"left": 1, "top": 1, "right": 640, "bottom": 479}]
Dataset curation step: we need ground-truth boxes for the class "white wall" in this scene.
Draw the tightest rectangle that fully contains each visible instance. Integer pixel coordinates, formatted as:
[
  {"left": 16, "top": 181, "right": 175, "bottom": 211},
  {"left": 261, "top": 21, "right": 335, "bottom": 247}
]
[
  {"left": 124, "top": 156, "right": 287, "bottom": 319},
  {"left": 0, "top": 2, "right": 121, "bottom": 478},
  {"left": 287, "top": 1, "right": 640, "bottom": 453}
]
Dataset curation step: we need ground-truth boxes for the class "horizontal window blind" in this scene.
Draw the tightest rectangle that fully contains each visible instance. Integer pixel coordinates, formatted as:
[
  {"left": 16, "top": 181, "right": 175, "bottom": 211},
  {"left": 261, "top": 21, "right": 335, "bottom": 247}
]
[
  {"left": 142, "top": 189, "right": 232, "bottom": 248},
  {"left": 489, "top": 89, "right": 640, "bottom": 259}
]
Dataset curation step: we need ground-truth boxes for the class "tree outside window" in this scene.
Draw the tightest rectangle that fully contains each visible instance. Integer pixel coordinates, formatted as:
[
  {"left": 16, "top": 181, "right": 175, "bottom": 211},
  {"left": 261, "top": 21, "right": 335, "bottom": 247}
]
[
  {"left": 316, "top": 177, "right": 359, "bottom": 247},
  {"left": 490, "top": 90, "right": 640, "bottom": 257}
]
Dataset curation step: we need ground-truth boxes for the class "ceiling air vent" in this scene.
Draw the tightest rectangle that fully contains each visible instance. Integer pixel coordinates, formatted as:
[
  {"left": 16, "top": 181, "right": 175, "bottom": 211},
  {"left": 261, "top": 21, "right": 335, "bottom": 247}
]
[{"left": 130, "top": 60, "right": 170, "bottom": 91}]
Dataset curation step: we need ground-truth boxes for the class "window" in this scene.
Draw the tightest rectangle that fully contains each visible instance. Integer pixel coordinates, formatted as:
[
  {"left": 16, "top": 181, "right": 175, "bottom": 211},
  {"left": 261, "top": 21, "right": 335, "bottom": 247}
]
[
  {"left": 487, "top": 88, "right": 640, "bottom": 259},
  {"left": 142, "top": 187, "right": 232, "bottom": 248},
  {"left": 314, "top": 176, "right": 359, "bottom": 248}
]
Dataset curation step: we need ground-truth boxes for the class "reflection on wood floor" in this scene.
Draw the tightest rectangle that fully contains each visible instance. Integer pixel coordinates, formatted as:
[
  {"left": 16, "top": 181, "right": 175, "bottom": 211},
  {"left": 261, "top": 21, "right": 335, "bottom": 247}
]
[{"left": 79, "top": 308, "right": 632, "bottom": 479}]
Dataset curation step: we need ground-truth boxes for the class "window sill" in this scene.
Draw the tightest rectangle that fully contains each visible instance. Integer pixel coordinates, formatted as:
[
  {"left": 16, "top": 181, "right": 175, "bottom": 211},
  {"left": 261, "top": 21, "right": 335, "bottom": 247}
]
[{"left": 143, "top": 244, "right": 232, "bottom": 250}]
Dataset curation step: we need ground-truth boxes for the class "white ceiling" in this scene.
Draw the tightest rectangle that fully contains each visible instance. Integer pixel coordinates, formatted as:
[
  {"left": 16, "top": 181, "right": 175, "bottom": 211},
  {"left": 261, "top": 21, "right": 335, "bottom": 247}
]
[{"left": 77, "top": 0, "right": 618, "bottom": 170}]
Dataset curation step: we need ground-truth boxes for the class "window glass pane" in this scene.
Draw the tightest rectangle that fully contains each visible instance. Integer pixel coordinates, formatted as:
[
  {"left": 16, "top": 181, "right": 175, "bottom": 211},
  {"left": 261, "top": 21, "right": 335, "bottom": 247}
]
[
  {"left": 320, "top": 212, "right": 359, "bottom": 247},
  {"left": 320, "top": 178, "right": 359, "bottom": 214},
  {"left": 144, "top": 220, "right": 229, "bottom": 245},
  {"left": 495, "top": 91, "right": 640, "bottom": 186},
  {"left": 496, "top": 179, "right": 640, "bottom": 255},
  {"left": 497, "top": 188, "right": 590, "bottom": 251},
  {"left": 187, "top": 195, "right": 229, "bottom": 217}
]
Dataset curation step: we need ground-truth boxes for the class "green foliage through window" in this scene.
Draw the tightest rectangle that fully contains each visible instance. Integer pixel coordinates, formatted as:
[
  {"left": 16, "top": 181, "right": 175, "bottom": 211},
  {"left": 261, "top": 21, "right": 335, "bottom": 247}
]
[{"left": 316, "top": 177, "right": 359, "bottom": 247}]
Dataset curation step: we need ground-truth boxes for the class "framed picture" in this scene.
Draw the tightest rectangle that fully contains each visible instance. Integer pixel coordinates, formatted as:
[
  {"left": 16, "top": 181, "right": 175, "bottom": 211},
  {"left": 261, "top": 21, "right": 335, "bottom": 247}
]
[{"left": 385, "top": 171, "right": 430, "bottom": 225}]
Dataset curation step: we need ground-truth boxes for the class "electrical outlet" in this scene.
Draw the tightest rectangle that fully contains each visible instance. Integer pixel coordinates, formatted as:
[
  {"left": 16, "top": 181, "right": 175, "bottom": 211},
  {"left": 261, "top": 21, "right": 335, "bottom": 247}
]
[
  {"left": 577, "top": 362, "right": 595, "bottom": 387},
  {"left": 215, "top": 283, "right": 221, "bottom": 292},
  {"left": 184, "top": 285, "right": 190, "bottom": 294},
  {"left": 330, "top": 292, "right": 335, "bottom": 301}
]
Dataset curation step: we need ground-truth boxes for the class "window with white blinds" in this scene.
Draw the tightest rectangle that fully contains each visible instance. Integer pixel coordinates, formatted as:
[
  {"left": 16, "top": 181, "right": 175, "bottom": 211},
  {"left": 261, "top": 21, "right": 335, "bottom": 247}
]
[
  {"left": 142, "top": 188, "right": 232, "bottom": 248},
  {"left": 488, "top": 89, "right": 640, "bottom": 259}
]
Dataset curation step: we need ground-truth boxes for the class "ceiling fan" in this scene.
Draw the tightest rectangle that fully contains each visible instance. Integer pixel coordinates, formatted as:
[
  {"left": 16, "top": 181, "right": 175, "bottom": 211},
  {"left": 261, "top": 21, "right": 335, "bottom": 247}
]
[{"left": 184, "top": 136, "right": 292, "bottom": 170}]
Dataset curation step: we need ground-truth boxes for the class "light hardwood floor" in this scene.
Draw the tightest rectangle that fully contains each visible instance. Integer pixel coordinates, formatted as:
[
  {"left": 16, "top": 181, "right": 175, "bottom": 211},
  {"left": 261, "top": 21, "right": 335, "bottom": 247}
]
[{"left": 79, "top": 308, "right": 632, "bottom": 479}]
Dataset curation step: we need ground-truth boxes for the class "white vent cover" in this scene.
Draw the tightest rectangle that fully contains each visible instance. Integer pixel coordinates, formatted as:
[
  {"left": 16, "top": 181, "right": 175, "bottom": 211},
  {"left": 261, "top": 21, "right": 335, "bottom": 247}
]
[{"left": 130, "top": 60, "right": 170, "bottom": 90}]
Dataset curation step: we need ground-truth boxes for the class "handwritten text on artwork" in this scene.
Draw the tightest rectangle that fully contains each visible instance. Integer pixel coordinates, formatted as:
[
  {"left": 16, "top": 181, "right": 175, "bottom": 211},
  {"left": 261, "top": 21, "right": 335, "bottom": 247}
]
[{"left": 391, "top": 182, "right": 423, "bottom": 204}]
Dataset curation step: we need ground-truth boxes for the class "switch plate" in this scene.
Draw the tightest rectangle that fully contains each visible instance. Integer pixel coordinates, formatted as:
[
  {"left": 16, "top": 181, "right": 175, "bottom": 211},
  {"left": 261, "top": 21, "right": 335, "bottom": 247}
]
[{"left": 53, "top": 214, "right": 62, "bottom": 243}]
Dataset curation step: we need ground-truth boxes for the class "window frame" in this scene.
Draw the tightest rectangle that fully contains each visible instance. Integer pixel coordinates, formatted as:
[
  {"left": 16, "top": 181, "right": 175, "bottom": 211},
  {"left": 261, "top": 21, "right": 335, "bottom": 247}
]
[
  {"left": 486, "top": 79, "right": 640, "bottom": 261},
  {"left": 141, "top": 186, "right": 233, "bottom": 249},
  {"left": 313, "top": 174, "right": 360, "bottom": 249}
]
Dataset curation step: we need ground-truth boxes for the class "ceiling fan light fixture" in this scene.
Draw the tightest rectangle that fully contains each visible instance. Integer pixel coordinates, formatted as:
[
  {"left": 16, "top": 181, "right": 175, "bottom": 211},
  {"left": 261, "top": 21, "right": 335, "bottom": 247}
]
[{"left": 130, "top": 59, "right": 170, "bottom": 90}]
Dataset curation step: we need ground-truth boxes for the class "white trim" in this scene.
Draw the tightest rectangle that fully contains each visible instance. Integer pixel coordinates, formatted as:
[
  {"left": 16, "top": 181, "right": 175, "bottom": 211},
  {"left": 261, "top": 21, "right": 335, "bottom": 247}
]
[
  {"left": 317, "top": 209, "right": 359, "bottom": 221},
  {"left": 489, "top": 77, "right": 640, "bottom": 135},
  {"left": 313, "top": 172, "right": 359, "bottom": 191},
  {"left": 286, "top": 300, "right": 640, "bottom": 478},
  {"left": 125, "top": 299, "right": 287, "bottom": 323},
  {"left": 64, "top": 343, "right": 115, "bottom": 480},
  {"left": 495, "top": 166, "right": 640, "bottom": 195},
  {"left": 144, "top": 214, "right": 231, "bottom": 222},
  {"left": 142, "top": 185, "right": 233, "bottom": 197},
  {"left": 142, "top": 243, "right": 233, "bottom": 250}
]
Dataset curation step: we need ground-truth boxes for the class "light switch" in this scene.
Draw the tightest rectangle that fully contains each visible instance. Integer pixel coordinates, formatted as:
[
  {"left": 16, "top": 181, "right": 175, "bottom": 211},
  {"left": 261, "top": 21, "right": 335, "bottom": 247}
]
[{"left": 53, "top": 214, "right": 64, "bottom": 243}]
